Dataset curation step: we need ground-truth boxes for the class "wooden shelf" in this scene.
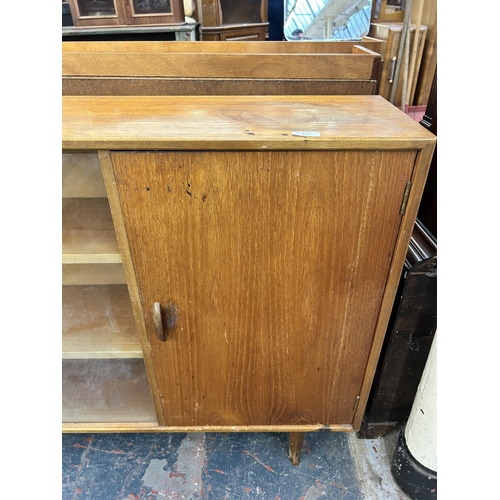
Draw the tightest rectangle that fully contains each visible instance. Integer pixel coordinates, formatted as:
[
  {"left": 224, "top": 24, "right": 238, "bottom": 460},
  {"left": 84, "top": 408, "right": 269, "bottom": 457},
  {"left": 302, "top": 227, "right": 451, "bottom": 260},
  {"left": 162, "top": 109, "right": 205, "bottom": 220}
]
[
  {"left": 62, "top": 198, "right": 122, "bottom": 264},
  {"left": 62, "top": 263, "right": 127, "bottom": 285},
  {"left": 62, "top": 153, "right": 107, "bottom": 198},
  {"left": 62, "top": 358, "right": 157, "bottom": 423},
  {"left": 63, "top": 285, "right": 141, "bottom": 359}
]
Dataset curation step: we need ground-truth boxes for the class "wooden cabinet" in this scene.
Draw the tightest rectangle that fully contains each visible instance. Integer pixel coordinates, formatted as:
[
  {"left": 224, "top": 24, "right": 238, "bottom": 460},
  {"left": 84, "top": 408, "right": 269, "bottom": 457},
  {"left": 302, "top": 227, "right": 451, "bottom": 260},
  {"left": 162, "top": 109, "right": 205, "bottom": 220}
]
[
  {"left": 67, "top": 0, "right": 185, "bottom": 28},
  {"left": 194, "top": 0, "right": 268, "bottom": 40},
  {"left": 62, "top": 95, "right": 435, "bottom": 453},
  {"left": 369, "top": 21, "right": 427, "bottom": 107}
]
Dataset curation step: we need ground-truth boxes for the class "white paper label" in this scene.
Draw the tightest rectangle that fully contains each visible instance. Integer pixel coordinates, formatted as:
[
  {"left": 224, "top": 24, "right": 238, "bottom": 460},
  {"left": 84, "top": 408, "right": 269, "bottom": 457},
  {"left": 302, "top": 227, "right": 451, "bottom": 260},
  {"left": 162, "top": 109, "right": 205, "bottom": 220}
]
[{"left": 292, "top": 131, "right": 321, "bottom": 137}]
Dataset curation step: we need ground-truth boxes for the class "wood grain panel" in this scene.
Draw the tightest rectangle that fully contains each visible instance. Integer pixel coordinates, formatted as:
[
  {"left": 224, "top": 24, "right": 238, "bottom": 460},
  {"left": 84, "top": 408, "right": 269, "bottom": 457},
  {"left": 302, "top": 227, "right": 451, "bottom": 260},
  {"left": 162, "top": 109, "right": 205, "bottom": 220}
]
[
  {"left": 62, "top": 96, "right": 437, "bottom": 152},
  {"left": 62, "top": 285, "right": 141, "bottom": 358},
  {"left": 111, "top": 150, "right": 416, "bottom": 427},
  {"left": 62, "top": 153, "right": 106, "bottom": 198},
  {"left": 62, "top": 263, "right": 127, "bottom": 285},
  {"left": 62, "top": 198, "right": 121, "bottom": 263},
  {"left": 352, "top": 45, "right": 382, "bottom": 85},
  {"left": 61, "top": 40, "right": 384, "bottom": 54},
  {"left": 62, "top": 52, "right": 374, "bottom": 79},
  {"left": 62, "top": 359, "right": 157, "bottom": 422}
]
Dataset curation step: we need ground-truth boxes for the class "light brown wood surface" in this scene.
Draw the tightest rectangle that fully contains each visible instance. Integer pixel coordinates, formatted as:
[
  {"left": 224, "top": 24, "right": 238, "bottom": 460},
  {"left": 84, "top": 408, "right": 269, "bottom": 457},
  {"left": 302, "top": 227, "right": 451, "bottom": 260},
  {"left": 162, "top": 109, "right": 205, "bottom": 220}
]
[
  {"left": 63, "top": 422, "right": 353, "bottom": 433},
  {"left": 61, "top": 39, "right": 385, "bottom": 54},
  {"left": 370, "top": 22, "right": 427, "bottom": 106},
  {"left": 410, "top": 26, "right": 427, "bottom": 103},
  {"left": 406, "top": 0, "right": 425, "bottom": 106},
  {"left": 62, "top": 42, "right": 382, "bottom": 97},
  {"left": 62, "top": 359, "right": 157, "bottom": 422},
  {"left": 370, "top": 23, "right": 398, "bottom": 99},
  {"left": 62, "top": 198, "right": 122, "bottom": 263},
  {"left": 62, "top": 52, "right": 374, "bottom": 80},
  {"left": 411, "top": 0, "right": 437, "bottom": 106},
  {"left": 62, "top": 285, "right": 141, "bottom": 358},
  {"left": 62, "top": 96, "right": 436, "bottom": 432},
  {"left": 62, "top": 263, "right": 127, "bottom": 285},
  {"left": 62, "top": 95, "right": 436, "bottom": 152},
  {"left": 110, "top": 149, "right": 416, "bottom": 427},
  {"left": 351, "top": 45, "right": 382, "bottom": 89},
  {"left": 62, "top": 153, "right": 106, "bottom": 198}
]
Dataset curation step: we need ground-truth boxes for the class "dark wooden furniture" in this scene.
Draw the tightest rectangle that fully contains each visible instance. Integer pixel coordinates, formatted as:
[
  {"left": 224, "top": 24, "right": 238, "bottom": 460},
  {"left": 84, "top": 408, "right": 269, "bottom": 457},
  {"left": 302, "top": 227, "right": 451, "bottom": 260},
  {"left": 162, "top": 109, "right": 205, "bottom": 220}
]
[
  {"left": 67, "top": 0, "right": 185, "bottom": 28},
  {"left": 62, "top": 94, "right": 436, "bottom": 467},
  {"left": 194, "top": 0, "right": 268, "bottom": 40},
  {"left": 62, "top": 23, "right": 200, "bottom": 41}
]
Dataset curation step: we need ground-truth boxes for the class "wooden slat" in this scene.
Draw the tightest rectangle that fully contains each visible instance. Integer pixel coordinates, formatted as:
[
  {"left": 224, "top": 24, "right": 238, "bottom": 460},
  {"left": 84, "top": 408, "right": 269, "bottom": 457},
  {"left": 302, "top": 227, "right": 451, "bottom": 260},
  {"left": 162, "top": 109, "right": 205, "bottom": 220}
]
[
  {"left": 61, "top": 39, "right": 385, "bottom": 54},
  {"left": 352, "top": 44, "right": 383, "bottom": 83},
  {"left": 62, "top": 359, "right": 157, "bottom": 423},
  {"left": 62, "top": 198, "right": 121, "bottom": 264},
  {"left": 409, "top": 24, "right": 428, "bottom": 104},
  {"left": 62, "top": 77, "right": 376, "bottom": 96},
  {"left": 62, "top": 285, "right": 141, "bottom": 358},
  {"left": 62, "top": 52, "right": 374, "bottom": 80},
  {"left": 63, "top": 422, "right": 354, "bottom": 433},
  {"left": 62, "top": 95, "right": 437, "bottom": 152},
  {"left": 62, "top": 263, "right": 126, "bottom": 285},
  {"left": 62, "top": 153, "right": 106, "bottom": 198}
]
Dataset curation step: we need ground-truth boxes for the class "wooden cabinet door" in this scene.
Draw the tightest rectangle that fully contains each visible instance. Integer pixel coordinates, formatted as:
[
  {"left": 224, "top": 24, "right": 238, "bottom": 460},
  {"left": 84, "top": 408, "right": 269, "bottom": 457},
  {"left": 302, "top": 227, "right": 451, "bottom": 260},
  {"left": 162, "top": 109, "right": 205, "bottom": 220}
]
[{"left": 110, "top": 150, "right": 415, "bottom": 428}]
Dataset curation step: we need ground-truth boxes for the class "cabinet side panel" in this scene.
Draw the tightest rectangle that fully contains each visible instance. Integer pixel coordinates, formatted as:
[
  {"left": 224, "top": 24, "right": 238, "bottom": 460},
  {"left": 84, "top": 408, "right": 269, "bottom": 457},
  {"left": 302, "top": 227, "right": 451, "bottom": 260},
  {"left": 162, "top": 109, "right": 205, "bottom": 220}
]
[{"left": 111, "top": 150, "right": 415, "bottom": 427}]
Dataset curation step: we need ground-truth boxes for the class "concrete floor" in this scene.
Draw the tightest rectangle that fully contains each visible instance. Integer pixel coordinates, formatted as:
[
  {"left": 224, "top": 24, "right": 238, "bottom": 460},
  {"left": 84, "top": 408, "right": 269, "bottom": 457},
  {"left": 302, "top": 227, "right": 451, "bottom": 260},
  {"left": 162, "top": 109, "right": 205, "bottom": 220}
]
[{"left": 62, "top": 426, "right": 412, "bottom": 499}]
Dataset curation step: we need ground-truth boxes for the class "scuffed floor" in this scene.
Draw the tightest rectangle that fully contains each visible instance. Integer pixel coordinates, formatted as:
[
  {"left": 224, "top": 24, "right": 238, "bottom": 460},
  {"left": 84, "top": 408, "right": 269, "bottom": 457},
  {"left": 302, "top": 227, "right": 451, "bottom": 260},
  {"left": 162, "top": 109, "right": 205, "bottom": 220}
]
[{"left": 62, "top": 430, "right": 410, "bottom": 499}]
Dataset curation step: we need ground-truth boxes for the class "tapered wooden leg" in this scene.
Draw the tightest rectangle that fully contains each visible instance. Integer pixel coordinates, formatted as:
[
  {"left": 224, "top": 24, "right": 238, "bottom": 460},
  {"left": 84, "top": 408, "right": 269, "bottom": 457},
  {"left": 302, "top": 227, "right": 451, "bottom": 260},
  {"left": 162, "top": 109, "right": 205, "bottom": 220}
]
[{"left": 289, "top": 432, "right": 305, "bottom": 466}]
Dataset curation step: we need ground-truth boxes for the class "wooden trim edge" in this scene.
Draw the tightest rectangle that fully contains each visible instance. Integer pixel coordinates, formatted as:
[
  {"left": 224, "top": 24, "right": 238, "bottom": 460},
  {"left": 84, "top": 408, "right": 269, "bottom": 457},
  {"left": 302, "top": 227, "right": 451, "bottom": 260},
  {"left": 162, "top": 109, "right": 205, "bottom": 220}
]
[
  {"left": 352, "top": 143, "right": 436, "bottom": 430},
  {"left": 98, "top": 150, "right": 166, "bottom": 426},
  {"left": 63, "top": 423, "right": 355, "bottom": 433}
]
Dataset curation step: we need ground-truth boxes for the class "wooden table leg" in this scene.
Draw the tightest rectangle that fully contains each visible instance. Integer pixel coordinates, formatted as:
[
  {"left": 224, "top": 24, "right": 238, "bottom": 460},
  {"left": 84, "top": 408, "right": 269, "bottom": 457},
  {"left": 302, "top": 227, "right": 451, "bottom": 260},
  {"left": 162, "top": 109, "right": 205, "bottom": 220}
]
[{"left": 289, "top": 432, "right": 305, "bottom": 466}]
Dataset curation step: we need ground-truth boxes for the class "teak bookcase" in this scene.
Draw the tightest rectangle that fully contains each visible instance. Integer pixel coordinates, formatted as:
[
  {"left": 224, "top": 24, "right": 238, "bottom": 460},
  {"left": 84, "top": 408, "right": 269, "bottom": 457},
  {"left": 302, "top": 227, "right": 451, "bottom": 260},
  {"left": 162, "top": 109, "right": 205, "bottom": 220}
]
[{"left": 62, "top": 95, "right": 435, "bottom": 463}]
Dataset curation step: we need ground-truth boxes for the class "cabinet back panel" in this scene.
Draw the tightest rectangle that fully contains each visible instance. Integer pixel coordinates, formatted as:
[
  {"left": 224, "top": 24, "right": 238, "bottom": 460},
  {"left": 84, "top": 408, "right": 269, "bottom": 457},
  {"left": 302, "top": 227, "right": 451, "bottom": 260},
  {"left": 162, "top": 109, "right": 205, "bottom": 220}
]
[
  {"left": 62, "top": 153, "right": 107, "bottom": 198},
  {"left": 62, "top": 198, "right": 122, "bottom": 263},
  {"left": 111, "top": 150, "right": 415, "bottom": 427}
]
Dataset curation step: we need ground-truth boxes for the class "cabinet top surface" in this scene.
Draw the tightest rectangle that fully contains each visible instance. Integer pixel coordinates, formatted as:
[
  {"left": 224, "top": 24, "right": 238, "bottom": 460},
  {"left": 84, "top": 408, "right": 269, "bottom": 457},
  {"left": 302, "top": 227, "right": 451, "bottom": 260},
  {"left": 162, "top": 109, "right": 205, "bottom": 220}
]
[{"left": 62, "top": 95, "right": 436, "bottom": 151}]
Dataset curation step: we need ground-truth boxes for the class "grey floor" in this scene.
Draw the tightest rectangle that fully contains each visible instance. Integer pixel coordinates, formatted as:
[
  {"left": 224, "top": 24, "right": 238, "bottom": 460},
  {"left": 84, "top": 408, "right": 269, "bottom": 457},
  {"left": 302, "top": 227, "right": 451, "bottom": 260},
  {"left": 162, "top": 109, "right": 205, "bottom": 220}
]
[{"left": 62, "top": 425, "right": 412, "bottom": 499}]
